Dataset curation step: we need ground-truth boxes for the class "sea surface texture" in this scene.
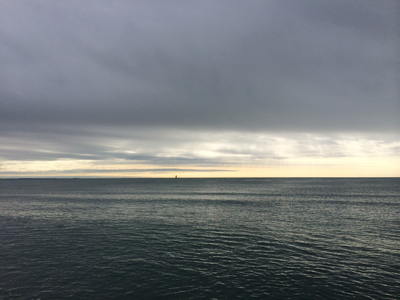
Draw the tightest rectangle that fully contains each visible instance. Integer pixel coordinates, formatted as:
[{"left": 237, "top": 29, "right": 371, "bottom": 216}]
[{"left": 1, "top": 178, "right": 399, "bottom": 299}]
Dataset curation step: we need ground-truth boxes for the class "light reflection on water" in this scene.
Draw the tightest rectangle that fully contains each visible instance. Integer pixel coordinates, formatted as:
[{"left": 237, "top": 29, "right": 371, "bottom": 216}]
[{"left": 0, "top": 178, "right": 399, "bottom": 299}]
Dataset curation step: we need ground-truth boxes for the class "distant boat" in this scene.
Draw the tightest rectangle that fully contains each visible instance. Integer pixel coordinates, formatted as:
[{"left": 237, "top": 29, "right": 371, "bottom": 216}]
[{"left": 175, "top": 175, "right": 177, "bottom": 179}]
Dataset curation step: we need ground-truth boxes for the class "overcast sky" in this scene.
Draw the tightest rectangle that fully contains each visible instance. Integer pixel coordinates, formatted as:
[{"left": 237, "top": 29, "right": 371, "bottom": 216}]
[{"left": 1, "top": 0, "right": 399, "bottom": 177}]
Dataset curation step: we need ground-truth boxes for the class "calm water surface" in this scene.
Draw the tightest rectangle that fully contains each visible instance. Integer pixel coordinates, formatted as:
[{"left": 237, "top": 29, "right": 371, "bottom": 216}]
[{"left": 0, "top": 178, "right": 399, "bottom": 299}]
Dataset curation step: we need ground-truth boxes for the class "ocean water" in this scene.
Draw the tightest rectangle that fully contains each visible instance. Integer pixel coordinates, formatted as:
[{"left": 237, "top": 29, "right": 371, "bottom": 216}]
[{"left": 0, "top": 178, "right": 399, "bottom": 299}]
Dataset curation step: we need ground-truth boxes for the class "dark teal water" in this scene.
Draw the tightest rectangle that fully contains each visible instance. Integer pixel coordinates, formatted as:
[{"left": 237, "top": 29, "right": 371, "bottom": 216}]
[{"left": 0, "top": 178, "right": 399, "bottom": 299}]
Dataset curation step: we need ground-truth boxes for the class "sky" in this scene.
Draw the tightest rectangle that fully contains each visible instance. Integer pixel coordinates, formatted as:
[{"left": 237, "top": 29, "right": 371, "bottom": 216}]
[{"left": 1, "top": 0, "right": 399, "bottom": 178}]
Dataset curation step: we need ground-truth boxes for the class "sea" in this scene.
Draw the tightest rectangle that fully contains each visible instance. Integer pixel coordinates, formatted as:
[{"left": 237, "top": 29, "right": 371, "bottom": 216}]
[{"left": 0, "top": 178, "right": 399, "bottom": 299}]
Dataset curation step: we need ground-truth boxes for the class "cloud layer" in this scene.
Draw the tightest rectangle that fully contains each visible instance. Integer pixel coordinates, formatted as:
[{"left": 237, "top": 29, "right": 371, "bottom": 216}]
[{"left": 1, "top": 0, "right": 399, "bottom": 176}]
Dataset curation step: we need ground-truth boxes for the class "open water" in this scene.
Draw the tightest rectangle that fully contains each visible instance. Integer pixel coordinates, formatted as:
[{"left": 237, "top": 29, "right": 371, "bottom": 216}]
[{"left": 0, "top": 178, "right": 399, "bottom": 299}]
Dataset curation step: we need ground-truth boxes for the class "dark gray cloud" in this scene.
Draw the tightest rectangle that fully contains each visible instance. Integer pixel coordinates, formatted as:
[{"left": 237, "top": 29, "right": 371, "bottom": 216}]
[
  {"left": 0, "top": 0, "right": 399, "bottom": 170},
  {"left": 1, "top": 168, "right": 232, "bottom": 177},
  {"left": 2, "top": 0, "right": 398, "bottom": 130}
]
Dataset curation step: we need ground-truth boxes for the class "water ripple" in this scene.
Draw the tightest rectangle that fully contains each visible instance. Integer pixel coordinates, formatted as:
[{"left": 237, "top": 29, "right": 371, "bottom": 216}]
[{"left": 0, "top": 178, "right": 399, "bottom": 299}]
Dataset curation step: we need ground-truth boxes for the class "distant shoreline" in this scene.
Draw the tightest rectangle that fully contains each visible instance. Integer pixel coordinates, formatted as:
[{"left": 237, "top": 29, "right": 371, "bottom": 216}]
[{"left": 0, "top": 177, "right": 398, "bottom": 180}]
